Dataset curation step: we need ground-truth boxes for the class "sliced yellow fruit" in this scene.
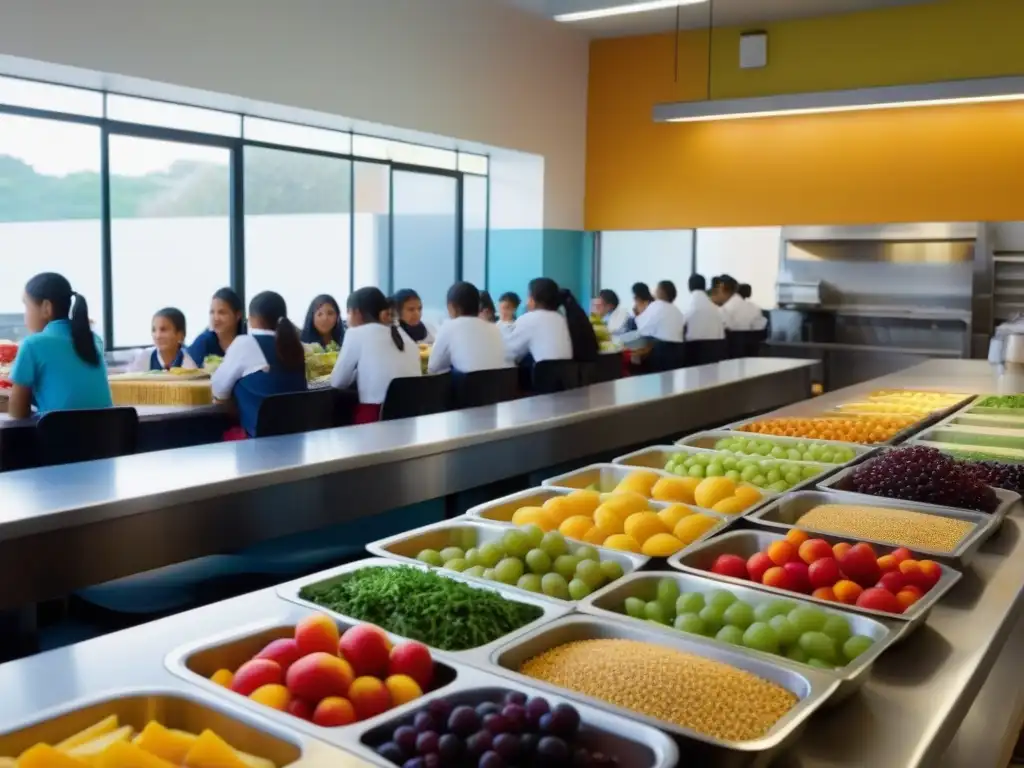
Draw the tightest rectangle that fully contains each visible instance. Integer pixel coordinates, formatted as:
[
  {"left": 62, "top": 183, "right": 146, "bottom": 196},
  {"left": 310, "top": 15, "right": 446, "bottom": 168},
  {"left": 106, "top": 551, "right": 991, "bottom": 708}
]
[
  {"left": 18, "top": 744, "right": 90, "bottom": 768},
  {"left": 95, "top": 740, "right": 177, "bottom": 768},
  {"left": 641, "top": 533, "right": 684, "bottom": 557},
  {"left": 132, "top": 722, "right": 197, "bottom": 764},
  {"left": 235, "top": 750, "right": 276, "bottom": 768},
  {"left": 55, "top": 715, "right": 119, "bottom": 752},
  {"left": 623, "top": 511, "right": 668, "bottom": 544},
  {"left": 183, "top": 730, "right": 248, "bottom": 768},
  {"left": 68, "top": 725, "right": 134, "bottom": 761}
]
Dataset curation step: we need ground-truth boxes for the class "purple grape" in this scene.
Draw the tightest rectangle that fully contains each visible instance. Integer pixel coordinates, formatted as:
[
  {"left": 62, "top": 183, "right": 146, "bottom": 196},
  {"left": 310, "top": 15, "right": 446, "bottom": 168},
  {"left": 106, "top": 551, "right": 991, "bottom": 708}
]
[
  {"left": 504, "top": 691, "right": 527, "bottom": 706},
  {"left": 483, "top": 713, "right": 508, "bottom": 735},
  {"left": 414, "top": 711, "right": 439, "bottom": 733},
  {"left": 376, "top": 742, "right": 405, "bottom": 765},
  {"left": 850, "top": 447, "right": 998, "bottom": 512},
  {"left": 415, "top": 731, "right": 439, "bottom": 756},
  {"left": 402, "top": 759, "right": 424, "bottom": 768},
  {"left": 546, "top": 704, "right": 581, "bottom": 738},
  {"left": 519, "top": 732, "right": 540, "bottom": 756},
  {"left": 426, "top": 698, "right": 454, "bottom": 725},
  {"left": 437, "top": 733, "right": 462, "bottom": 761},
  {"left": 393, "top": 726, "right": 418, "bottom": 756},
  {"left": 537, "top": 736, "right": 570, "bottom": 765},
  {"left": 476, "top": 701, "right": 502, "bottom": 718},
  {"left": 466, "top": 730, "right": 494, "bottom": 758},
  {"left": 479, "top": 751, "right": 505, "bottom": 768},
  {"left": 448, "top": 706, "right": 481, "bottom": 738},
  {"left": 493, "top": 732, "right": 521, "bottom": 761},
  {"left": 525, "top": 696, "right": 550, "bottom": 726},
  {"left": 501, "top": 703, "right": 527, "bottom": 733},
  {"left": 422, "top": 756, "right": 440, "bottom": 768}
]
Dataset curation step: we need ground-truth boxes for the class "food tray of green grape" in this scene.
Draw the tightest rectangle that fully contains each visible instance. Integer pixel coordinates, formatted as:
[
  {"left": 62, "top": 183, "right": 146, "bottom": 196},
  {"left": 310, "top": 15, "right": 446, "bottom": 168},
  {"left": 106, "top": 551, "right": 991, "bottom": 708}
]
[
  {"left": 578, "top": 570, "right": 900, "bottom": 702},
  {"left": 614, "top": 445, "right": 836, "bottom": 498},
  {"left": 677, "top": 431, "right": 872, "bottom": 465}
]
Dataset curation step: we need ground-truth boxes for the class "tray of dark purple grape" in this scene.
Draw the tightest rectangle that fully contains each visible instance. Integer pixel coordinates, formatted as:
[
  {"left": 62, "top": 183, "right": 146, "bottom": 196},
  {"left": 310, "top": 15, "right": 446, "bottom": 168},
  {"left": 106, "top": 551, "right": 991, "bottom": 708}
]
[
  {"left": 353, "top": 665, "right": 679, "bottom": 767},
  {"left": 818, "top": 446, "right": 1019, "bottom": 526}
]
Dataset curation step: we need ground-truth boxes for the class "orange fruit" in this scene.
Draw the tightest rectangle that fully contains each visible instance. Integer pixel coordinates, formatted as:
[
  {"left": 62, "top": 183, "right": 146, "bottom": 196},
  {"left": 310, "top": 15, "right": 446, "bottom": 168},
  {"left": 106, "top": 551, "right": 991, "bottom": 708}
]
[
  {"left": 542, "top": 497, "right": 576, "bottom": 526},
  {"left": 651, "top": 476, "right": 699, "bottom": 504},
  {"left": 833, "top": 579, "right": 863, "bottom": 605},
  {"left": 711, "top": 497, "right": 749, "bottom": 515},
  {"left": 623, "top": 511, "right": 669, "bottom": 544},
  {"left": 693, "top": 477, "right": 736, "bottom": 509},
  {"left": 614, "top": 470, "right": 661, "bottom": 497},
  {"left": 563, "top": 490, "right": 601, "bottom": 517},
  {"left": 559, "top": 515, "right": 595, "bottom": 541},
  {"left": 602, "top": 534, "right": 641, "bottom": 553},
  {"left": 641, "top": 533, "right": 684, "bottom": 557},
  {"left": 582, "top": 526, "right": 608, "bottom": 545},
  {"left": 657, "top": 504, "right": 693, "bottom": 530},
  {"left": 785, "top": 529, "right": 809, "bottom": 546},
  {"left": 733, "top": 485, "right": 762, "bottom": 505},
  {"left": 593, "top": 504, "right": 627, "bottom": 535},
  {"left": 673, "top": 514, "right": 718, "bottom": 544},
  {"left": 384, "top": 674, "right": 423, "bottom": 707},
  {"left": 511, "top": 506, "right": 556, "bottom": 531}
]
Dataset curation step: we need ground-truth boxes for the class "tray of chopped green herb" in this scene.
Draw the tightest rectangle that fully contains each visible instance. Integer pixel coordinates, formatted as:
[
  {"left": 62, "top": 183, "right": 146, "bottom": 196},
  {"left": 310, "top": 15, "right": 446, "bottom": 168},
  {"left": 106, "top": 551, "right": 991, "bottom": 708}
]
[
  {"left": 972, "top": 394, "right": 1024, "bottom": 411},
  {"left": 277, "top": 558, "right": 568, "bottom": 662}
]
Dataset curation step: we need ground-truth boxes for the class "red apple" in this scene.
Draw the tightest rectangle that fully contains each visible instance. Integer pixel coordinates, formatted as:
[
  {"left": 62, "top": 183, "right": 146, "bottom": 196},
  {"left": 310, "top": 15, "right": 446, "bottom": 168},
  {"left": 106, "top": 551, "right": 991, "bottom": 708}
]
[
  {"left": 856, "top": 587, "right": 903, "bottom": 614},
  {"left": 807, "top": 557, "right": 842, "bottom": 590},
  {"left": 891, "top": 547, "right": 914, "bottom": 563},
  {"left": 876, "top": 571, "right": 906, "bottom": 594},
  {"left": 710, "top": 554, "right": 749, "bottom": 580},
  {"left": 838, "top": 546, "right": 882, "bottom": 588},
  {"left": 782, "top": 561, "right": 811, "bottom": 593},
  {"left": 797, "top": 539, "right": 833, "bottom": 565},
  {"left": 746, "top": 552, "right": 774, "bottom": 584}
]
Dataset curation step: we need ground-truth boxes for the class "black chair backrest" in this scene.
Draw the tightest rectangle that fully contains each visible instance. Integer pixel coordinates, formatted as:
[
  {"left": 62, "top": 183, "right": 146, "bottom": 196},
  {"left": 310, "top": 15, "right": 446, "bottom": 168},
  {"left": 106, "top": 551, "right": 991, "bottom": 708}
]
[
  {"left": 579, "top": 353, "right": 621, "bottom": 385},
  {"left": 451, "top": 368, "right": 519, "bottom": 409},
  {"left": 726, "top": 330, "right": 767, "bottom": 359},
  {"left": 685, "top": 339, "right": 728, "bottom": 366},
  {"left": 531, "top": 360, "right": 580, "bottom": 394},
  {"left": 255, "top": 389, "right": 338, "bottom": 438},
  {"left": 381, "top": 373, "right": 453, "bottom": 421},
  {"left": 646, "top": 340, "right": 688, "bottom": 372},
  {"left": 36, "top": 407, "right": 139, "bottom": 467}
]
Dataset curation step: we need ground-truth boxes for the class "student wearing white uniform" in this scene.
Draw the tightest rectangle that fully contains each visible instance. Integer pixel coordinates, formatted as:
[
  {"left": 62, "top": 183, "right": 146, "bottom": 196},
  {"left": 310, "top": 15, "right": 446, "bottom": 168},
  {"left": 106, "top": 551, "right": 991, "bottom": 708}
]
[
  {"left": 738, "top": 283, "right": 767, "bottom": 326},
  {"left": 681, "top": 274, "right": 726, "bottom": 341},
  {"left": 634, "top": 280, "right": 685, "bottom": 342},
  {"left": 331, "top": 287, "right": 421, "bottom": 424},
  {"left": 429, "top": 282, "right": 509, "bottom": 374},
  {"left": 593, "top": 289, "right": 629, "bottom": 334},
  {"left": 391, "top": 288, "right": 436, "bottom": 344},
  {"left": 714, "top": 275, "right": 768, "bottom": 331},
  {"left": 126, "top": 307, "right": 199, "bottom": 372},
  {"left": 504, "top": 277, "right": 598, "bottom": 364},
  {"left": 496, "top": 291, "right": 520, "bottom": 336}
]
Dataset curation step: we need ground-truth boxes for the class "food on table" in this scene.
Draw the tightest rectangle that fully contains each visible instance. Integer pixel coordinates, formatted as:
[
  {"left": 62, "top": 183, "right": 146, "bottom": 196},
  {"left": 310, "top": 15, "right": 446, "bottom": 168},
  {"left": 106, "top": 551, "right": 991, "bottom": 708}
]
[
  {"left": 710, "top": 435, "right": 859, "bottom": 464},
  {"left": 865, "top": 390, "right": 968, "bottom": 406},
  {"left": 738, "top": 415, "right": 917, "bottom": 444},
  {"left": 4, "top": 716, "right": 279, "bottom": 767},
  {"left": 976, "top": 394, "right": 1024, "bottom": 409},
  {"left": 617, "top": 577, "right": 876, "bottom": 669},
  {"left": 848, "top": 446, "right": 999, "bottom": 513},
  {"left": 505, "top": 486, "right": 722, "bottom": 557},
  {"left": 664, "top": 450, "right": 827, "bottom": 494},
  {"left": 703, "top": 531, "right": 943, "bottom": 614},
  {"left": 211, "top": 613, "right": 432, "bottom": 726},
  {"left": 203, "top": 354, "right": 224, "bottom": 373},
  {"left": 0, "top": 340, "right": 17, "bottom": 365},
  {"left": 372, "top": 691, "right": 620, "bottom": 767},
  {"left": 955, "top": 457, "right": 1024, "bottom": 495},
  {"left": 302, "top": 343, "right": 339, "bottom": 380},
  {"left": 412, "top": 527, "right": 626, "bottom": 600},
  {"left": 834, "top": 402, "right": 939, "bottom": 416},
  {"left": 298, "top": 567, "right": 542, "bottom": 651},
  {"left": 520, "top": 639, "right": 797, "bottom": 741},
  {"left": 942, "top": 448, "right": 1024, "bottom": 464},
  {"left": 795, "top": 503, "right": 975, "bottom": 553}
]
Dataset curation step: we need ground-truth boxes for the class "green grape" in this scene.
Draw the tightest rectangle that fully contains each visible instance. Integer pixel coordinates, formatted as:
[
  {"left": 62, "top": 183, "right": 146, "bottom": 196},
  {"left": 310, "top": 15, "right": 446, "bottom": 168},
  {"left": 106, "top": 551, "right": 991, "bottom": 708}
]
[
  {"left": 753, "top": 601, "right": 789, "bottom": 623},
  {"left": 656, "top": 578, "right": 681, "bottom": 609},
  {"left": 723, "top": 601, "right": 755, "bottom": 630},
  {"left": 789, "top": 607, "right": 828, "bottom": 634},
  {"left": 478, "top": 542, "right": 504, "bottom": 568},
  {"left": 766, "top": 469, "right": 782, "bottom": 484},
  {"left": 501, "top": 530, "right": 531, "bottom": 558},
  {"left": 725, "top": 470, "right": 741, "bottom": 482},
  {"left": 517, "top": 574, "right": 543, "bottom": 593},
  {"left": 751, "top": 474, "right": 767, "bottom": 487},
  {"left": 802, "top": 465, "right": 821, "bottom": 479},
  {"left": 520, "top": 524, "right": 545, "bottom": 548},
  {"left": 600, "top": 560, "right": 624, "bottom": 582},
  {"left": 708, "top": 590, "right": 737, "bottom": 610},
  {"left": 568, "top": 578, "right": 592, "bottom": 600},
  {"left": 525, "top": 548, "right": 552, "bottom": 574},
  {"left": 416, "top": 549, "right": 444, "bottom": 567},
  {"left": 576, "top": 559, "right": 605, "bottom": 590},
  {"left": 821, "top": 615, "right": 852, "bottom": 645},
  {"left": 756, "top": 443, "right": 772, "bottom": 456},
  {"left": 716, "top": 625, "right": 745, "bottom": 645},
  {"left": 807, "top": 657, "right": 834, "bottom": 670},
  {"left": 737, "top": 459, "right": 755, "bottom": 471},
  {"left": 786, "top": 645, "right": 808, "bottom": 663},
  {"left": 688, "top": 465, "right": 705, "bottom": 478},
  {"left": 445, "top": 558, "right": 469, "bottom": 572},
  {"left": 541, "top": 572, "right": 569, "bottom": 599},
  {"left": 457, "top": 528, "right": 478, "bottom": 550},
  {"left": 740, "top": 466, "right": 758, "bottom": 482},
  {"left": 482, "top": 568, "right": 497, "bottom": 581},
  {"left": 799, "top": 631, "right": 837, "bottom": 663},
  {"left": 624, "top": 596, "right": 646, "bottom": 618},
  {"left": 674, "top": 613, "right": 706, "bottom": 635},
  {"left": 770, "top": 447, "right": 786, "bottom": 459},
  {"left": 769, "top": 615, "right": 799, "bottom": 647},
  {"left": 786, "top": 449, "right": 803, "bottom": 461},
  {"left": 574, "top": 545, "right": 600, "bottom": 562},
  {"left": 714, "top": 438, "right": 731, "bottom": 450},
  {"left": 494, "top": 557, "right": 524, "bottom": 584},
  {"left": 843, "top": 635, "right": 874, "bottom": 661},
  {"left": 699, "top": 605, "right": 726, "bottom": 635},
  {"left": 645, "top": 601, "right": 669, "bottom": 624},
  {"left": 820, "top": 451, "right": 836, "bottom": 463},
  {"left": 769, "top": 480, "right": 790, "bottom": 493},
  {"left": 723, "top": 457, "right": 738, "bottom": 470},
  {"left": 706, "top": 463, "right": 725, "bottom": 477},
  {"left": 464, "top": 548, "right": 481, "bottom": 567},
  {"left": 675, "top": 592, "right": 705, "bottom": 615},
  {"left": 553, "top": 555, "right": 580, "bottom": 580},
  {"left": 696, "top": 453, "right": 712, "bottom": 466},
  {"left": 539, "top": 532, "right": 569, "bottom": 559},
  {"left": 440, "top": 546, "right": 465, "bottom": 563},
  {"left": 742, "top": 622, "right": 779, "bottom": 654},
  {"left": 464, "top": 565, "right": 486, "bottom": 578}
]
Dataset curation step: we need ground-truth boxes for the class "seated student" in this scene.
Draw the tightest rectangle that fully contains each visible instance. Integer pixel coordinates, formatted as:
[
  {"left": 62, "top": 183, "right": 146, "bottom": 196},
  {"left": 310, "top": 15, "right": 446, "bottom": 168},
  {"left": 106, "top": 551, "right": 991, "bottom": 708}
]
[
  {"left": 391, "top": 288, "right": 436, "bottom": 344},
  {"left": 478, "top": 290, "right": 497, "bottom": 323},
  {"left": 127, "top": 308, "right": 198, "bottom": 372},
  {"left": 713, "top": 274, "right": 768, "bottom": 331},
  {"left": 428, "top": 282, "right": 509, "bottom": 374},
  {"left": 187, "top": 287, "right": 244, "bottom": 366},
  {"left": 496, "top": 291, "right": 521, "bottom": 335},
  {"left": 634, "top": 279, "right": 685, "bottom": 342},
  {"left": 738, "top": 283, "right": 767, "bottom": 321},
  {"left": 211, "top": 291, "right": 307, "bottom": 437},
  {"left": 593, "top": 288, "right": 629, "bottom": 334},
  {"left": 300, "top": 294, "right": 344, "bottom": 348},
  {"left": 682, "top": 274, "right": 726, "bottom": 341},
  {"left": 7, "top": 272, "right": 112, "bottom": 418},
  {"left": 331, "top": 287, "right": 421, "bottom": 424},
  {"left": 504, "top": 277, "right": 598, "bottom": 365}
]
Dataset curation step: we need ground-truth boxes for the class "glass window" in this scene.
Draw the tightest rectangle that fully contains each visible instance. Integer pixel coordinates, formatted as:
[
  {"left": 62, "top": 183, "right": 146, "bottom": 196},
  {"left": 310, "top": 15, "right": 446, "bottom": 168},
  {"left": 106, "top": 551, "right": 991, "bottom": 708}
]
[
  {"left": 106, "top": 94, "right": 240, "bottom": 137},
  {"left": 244, "top": 117, "right": 352, "bottom": 155},
  {"left": 244, "top": 146, "right": 352, "bottom": 323},
  {"left": 352, "top": 161, "right": 390, "bottom": 293},
  {"left": 599, "top": 230, "right": 694, "bottom": 314},
  {"left": 458, "top": 153, "right": 489, "bottom": 176},
  {"left": 0, "top": 75, "right": 103, "bottom": 117},
  {"left": 390, "top": 142, "right": 457, "bottom": 171},
  {"left": 392, "top": 170, "right": 458, "bottom": 326},
  {"left": 108, "top": 135, "right": 231, "bottom": 347},
  {"left": 0, "top": 114, "right": 103, "bottom": 341},
  {"left": 695, "top": 227, "right": 781, "bottom": 309},
  {"left": 462, "top": 175, "right": 487, "bottom": 289},
  {"left": 352, "top": 135, "right": 389, "bottom": 161}
]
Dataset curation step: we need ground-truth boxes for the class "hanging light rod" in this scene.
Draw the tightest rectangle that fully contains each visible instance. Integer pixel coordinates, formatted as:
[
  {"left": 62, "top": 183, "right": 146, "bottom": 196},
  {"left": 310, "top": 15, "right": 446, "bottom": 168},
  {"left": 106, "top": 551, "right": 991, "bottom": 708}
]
[
  {"left": 555, "top": 0, "right": 707, "bottom": 23},
  {"left": 654, "top": 75, "right": 1024, "bottom": 122}
]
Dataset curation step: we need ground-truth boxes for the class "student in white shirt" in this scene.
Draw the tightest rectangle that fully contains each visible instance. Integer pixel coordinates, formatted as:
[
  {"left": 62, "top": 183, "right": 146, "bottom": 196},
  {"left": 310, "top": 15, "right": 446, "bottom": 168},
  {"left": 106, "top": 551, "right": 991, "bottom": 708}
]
[
  {"left": 127, "top": 307, "right": 199, "bottom": 372},
  {"left": 331, "top": 286, "right": 421, "bottom": 423},
  {"left": 634, "top": 280, "right": 685, "bottom": 342},
  {"left": 714, "top": 275, "right": 768, "bottom": 331},
  {"left": 478, "top": 290, "right": 497, "bottom": 323},
  {"left": 738, "top": 283, "right": 768, "bottom": 328},
  {"left": 496, "top": 291, "right": 520, "bottom": 336},
  {"left": 429, "top": 282, "right": 509, "bottom": 374},
  {"left": 391, "top": 288, "right": 436, "bottom": 344},
  {"left": 504, "top": 277, "right": 598, "bottom": 365},
  {"left": 682, "top": 274, "right": 726, "bottom": 341},
  {"left": 593, "top": 289, "right": 629, "bottom": 334}
]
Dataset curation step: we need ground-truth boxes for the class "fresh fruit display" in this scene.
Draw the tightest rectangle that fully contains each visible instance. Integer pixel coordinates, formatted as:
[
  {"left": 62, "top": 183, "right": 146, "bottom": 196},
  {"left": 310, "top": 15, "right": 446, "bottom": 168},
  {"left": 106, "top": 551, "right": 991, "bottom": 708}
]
[
  {"left": 848, "top": 446, "right": 999, "bottom": 512},
  {"left": 865, "top": 390, "right": 968, "bottom": 406},
  {"left": 414, "top": 528, "right": 626, "bottom": 601},
  {"left": 976, "top": 394, "right": 1024, "bottom": 409},
  {"left": 834, "top": 402, "right": 938, "bottom": 416},
  {"left": 203, "top": 354, "right": 224, "bottom": 373},
  {"left": 701, "top": 531, "right": 944, "bottom": 614},
  {"left": 209, "top": 614, "right": 433, "bottom": 727},
  {"left": 616, "top": 577, "right": 875, "bottom": 670},
  {"left": 942, "top": 448, "right": 1024, "bottom": 464},
  {"left": 372, "top": 691, "right": 620, "bottom": 767},
  {"left": 302, "top": 342, "right": 339, "bottom": 380},
  {"left": 955, "top": 457, "right": 1024, "bottom": 495},
  {"left": 795, "top": 503, "right": 976, "bottom": 553},
  {"left": 520, "top": 638, "right": 797, "bottom": 741},
  {"left": 506, "top": 486, "right": 723, "bottom": 557},
  {"left": 664, "top": 450, "right": 827, "bottom": 494},
  {"left": 3, "top": 715, "right": 279, "bottom": 767},
  {"left": 739, "top": 415, "right": 917, "bottom": 444},
  {"left": 298, "top": 567, "right": 543, "bottom": 651},
  {"left": 710, "top": 435, "right": 859, "bottom": 464}
]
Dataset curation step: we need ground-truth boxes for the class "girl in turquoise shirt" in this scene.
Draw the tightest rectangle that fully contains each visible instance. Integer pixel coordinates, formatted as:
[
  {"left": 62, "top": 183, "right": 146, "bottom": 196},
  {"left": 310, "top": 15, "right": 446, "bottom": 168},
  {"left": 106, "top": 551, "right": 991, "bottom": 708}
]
[{"left": 7, "top": 273, "right": 112, "bottom": 419}]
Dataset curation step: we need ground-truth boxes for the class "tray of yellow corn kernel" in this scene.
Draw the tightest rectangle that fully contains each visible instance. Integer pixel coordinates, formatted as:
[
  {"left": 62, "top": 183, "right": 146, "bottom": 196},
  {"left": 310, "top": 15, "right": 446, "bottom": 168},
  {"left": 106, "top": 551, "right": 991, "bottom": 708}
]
[{"left": 483, "top": 614, "right": 839, "bottom": 762}]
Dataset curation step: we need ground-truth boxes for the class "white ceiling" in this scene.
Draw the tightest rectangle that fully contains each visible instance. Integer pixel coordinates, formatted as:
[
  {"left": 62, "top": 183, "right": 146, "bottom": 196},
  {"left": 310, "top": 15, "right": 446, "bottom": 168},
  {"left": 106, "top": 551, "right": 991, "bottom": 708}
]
[{"left": 503, "top": 0, "right": 933, "bottom": 37}]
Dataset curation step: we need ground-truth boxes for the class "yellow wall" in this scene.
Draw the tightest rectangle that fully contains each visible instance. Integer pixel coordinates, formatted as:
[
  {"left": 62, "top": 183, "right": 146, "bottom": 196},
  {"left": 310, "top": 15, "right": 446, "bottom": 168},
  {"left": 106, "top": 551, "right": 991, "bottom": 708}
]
[{"left": 586, "top": 0, "right": 1024, "bottom": 230}]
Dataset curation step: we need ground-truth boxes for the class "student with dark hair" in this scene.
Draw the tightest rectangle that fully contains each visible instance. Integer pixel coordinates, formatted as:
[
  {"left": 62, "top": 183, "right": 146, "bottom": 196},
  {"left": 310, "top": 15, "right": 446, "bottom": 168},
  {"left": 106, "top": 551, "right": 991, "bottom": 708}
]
[
  {"left": 656, "top": 280, "right": 678, "bottom": 304},
  {"left": 391, "top": 288, "right": 436, "bottom": 344},
  {"left": 331, "top": 287, "right": 421, "bottom": 423},
  {"left": 738, "top": 283, "right": 752, "bottom": 300},
  {"left": 593, "top": 288, "right": 629, "bottom": 334},
  {"left": 301, "top": 294, "right": 344, "bottom": 349},
  {"left": 715, "top": 276, "right": 767, "bottom": 331},
  {"left": 127, "top": 307, "right": 197, "bottom": 372},
  {"left": 681, "top": 273, "right": 725, "bottom": 341},
  {"left": 478, "top": 290, "right": 497, "bottom": 323},
  {"left": 188, "top": 287, "right": 244, "bottom": 366},
  {"left": 631, "top": 282, "right": 654, "bottom": 316},
  {"left": 428, "top": 282, "right": 508, "bottom": 375},
  {"left": 496, "top": 291, "right": 521, "bottom": 334},
  {"left": 635, "top": 279, "right": 684, "bottom": 342},
  {"left": 7, "top": 272, "right": 112, "bottom": 418},
  {"left": 211, "top": 291, "right": 306, "bottom": 437},
  {"left": 504, "top": 277, "right": 598, "bottom": 364}
]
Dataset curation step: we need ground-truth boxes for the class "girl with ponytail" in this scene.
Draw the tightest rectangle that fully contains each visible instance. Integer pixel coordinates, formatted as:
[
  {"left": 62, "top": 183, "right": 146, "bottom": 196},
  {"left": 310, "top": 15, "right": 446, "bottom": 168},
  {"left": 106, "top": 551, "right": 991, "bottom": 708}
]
[
  {"left": 330, "top": 287, "right": 420, "bottom": 424},
  {"left": 503, "top": 277, "right": 599, "bottom": 366},
  {"left": 7, "top": 272, "right": 112, "bottom": 418}
]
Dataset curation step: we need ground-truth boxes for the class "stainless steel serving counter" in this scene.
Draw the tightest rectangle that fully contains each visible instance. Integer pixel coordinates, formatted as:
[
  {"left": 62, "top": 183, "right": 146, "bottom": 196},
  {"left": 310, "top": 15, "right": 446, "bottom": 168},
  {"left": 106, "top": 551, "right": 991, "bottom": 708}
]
[{"left": 0, "top": 358, "right": 815, "bottom": 608}]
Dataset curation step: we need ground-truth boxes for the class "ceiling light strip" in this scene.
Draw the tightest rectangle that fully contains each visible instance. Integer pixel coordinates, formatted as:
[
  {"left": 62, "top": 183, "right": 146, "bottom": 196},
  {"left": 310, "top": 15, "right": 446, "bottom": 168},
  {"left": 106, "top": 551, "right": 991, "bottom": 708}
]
[
  {"left": 653, "top": 75, "right": 1024, "bottom": 122},
  {"left": 555, "top": 0, "right": 706, "bottom": 23}
]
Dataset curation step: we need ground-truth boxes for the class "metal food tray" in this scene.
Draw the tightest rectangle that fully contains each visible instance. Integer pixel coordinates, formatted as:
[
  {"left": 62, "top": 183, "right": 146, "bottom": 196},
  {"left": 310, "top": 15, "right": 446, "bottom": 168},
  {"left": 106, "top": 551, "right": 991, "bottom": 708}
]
[
  {"left": 911, "top": 423, "right": 1024, "bottom": 454},
  {"left": 349, "top": 665, "right": 680, "bottom": 768},
  {"left": 945, "top": 413, "right": 1024, "bottom": 431},
  {"left": 668, "top": 529, "right": 962, "bottom": 632},
  {"left": 365, "top": 517, "right": 649, "bottom": 606},
  {"left": 274, "top": 557, "right": 570, "bottom": 664},
  {"left": 0, "top": 687, "right": 348, "bottom": 767},
  {"left": 818, "top": 463, "right": 1019, "bottom": 526},
  {"left": 613, "top": 445, "right": 837, "bottom": 498},
  {"left": 484, "top": 614, "right": 840, "bottom": 765},
  {"left": 748, "top": 490, "right": 994, "bottom": 567},
  {"left": 676, "top": 429, "right": 874, "bottom": 465},
  {"left": 966, "top": 406, "right": 1024, "bottom": 418},
  {"left": 578, "top": 569, "right": 899, "bottom": 702}
]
